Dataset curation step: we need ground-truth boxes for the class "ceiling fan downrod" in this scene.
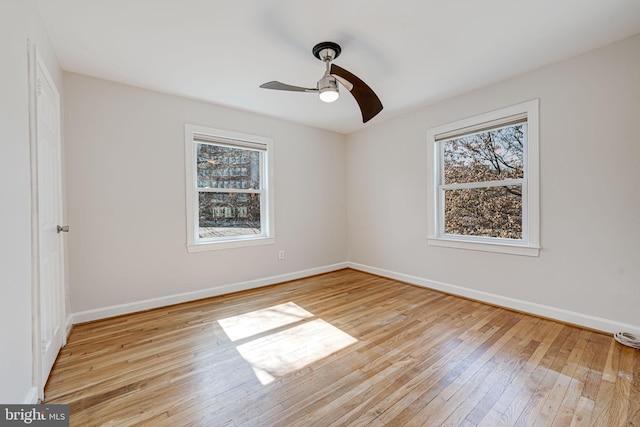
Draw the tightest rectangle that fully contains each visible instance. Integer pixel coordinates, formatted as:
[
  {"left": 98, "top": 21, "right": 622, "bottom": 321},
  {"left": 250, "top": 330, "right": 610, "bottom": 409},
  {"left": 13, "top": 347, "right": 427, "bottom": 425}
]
[{"left": 313, "top": 42, "right": 341, "bottom": 103}]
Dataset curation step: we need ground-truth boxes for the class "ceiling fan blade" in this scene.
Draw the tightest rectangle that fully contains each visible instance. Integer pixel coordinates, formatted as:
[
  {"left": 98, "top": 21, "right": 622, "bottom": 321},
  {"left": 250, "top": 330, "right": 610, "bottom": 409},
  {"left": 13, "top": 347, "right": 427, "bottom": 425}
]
[
  {"left": 330, "top": 64, "right": 383, "bottom": 123},
  {"left": 259, "top": 81, "right": 317, "bottom": 93}
]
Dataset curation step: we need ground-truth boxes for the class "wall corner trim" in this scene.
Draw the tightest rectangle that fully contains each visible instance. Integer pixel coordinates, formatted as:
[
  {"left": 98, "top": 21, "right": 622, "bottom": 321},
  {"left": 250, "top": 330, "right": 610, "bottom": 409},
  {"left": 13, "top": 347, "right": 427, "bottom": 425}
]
[{"left": 347, "top": 262, "right": 640, "bottom": 336}]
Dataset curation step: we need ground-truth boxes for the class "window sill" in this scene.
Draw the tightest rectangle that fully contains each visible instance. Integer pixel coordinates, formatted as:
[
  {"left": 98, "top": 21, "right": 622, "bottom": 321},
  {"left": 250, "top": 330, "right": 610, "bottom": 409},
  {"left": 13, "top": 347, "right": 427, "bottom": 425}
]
[
  {"left": 187, "top": 236, "right": 275, "bottom": 253},
  {"left": 428, "top": 237, "right": 539, "bottom": 257}
]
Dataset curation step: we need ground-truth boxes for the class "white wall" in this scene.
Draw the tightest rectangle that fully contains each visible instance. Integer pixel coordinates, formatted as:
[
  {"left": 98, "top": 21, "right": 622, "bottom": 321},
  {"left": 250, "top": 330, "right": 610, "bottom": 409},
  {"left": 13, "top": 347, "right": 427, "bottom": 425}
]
[
  {"left": 347, "top": 34, "right": 640, "bottom": 333},
  {"left": 0, "top": 0, "right": 63, "bottom": 403},
  {"left": 63, "top": 73, "right": 347, "bottom": 317}
]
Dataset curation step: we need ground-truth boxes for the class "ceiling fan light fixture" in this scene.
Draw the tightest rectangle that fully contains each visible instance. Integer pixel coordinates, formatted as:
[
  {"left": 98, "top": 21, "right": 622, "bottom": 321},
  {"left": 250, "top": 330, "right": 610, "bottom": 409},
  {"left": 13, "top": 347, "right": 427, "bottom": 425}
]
[
  {"left": 319, "top": 86, "right": 339, "bottom": 103},
  {"left": 318, "top": 75, "right": 339, "bottom": 103}
]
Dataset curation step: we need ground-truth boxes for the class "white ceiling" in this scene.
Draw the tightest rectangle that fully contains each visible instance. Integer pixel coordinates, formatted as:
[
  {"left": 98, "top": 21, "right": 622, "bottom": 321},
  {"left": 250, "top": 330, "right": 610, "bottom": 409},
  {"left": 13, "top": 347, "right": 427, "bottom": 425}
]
[{"left": 37, "top": 0, "right": 640, "bottom": 134}]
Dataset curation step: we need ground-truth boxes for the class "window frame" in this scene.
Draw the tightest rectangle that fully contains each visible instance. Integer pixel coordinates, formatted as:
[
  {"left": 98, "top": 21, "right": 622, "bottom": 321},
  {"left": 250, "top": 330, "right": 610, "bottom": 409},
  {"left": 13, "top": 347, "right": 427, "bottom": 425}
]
[
  {"left": 427, "top": 100, "right": 540, "bottom": 256},
  {"left": 185, "top": 124, "right": 275, "bottom": 252}
]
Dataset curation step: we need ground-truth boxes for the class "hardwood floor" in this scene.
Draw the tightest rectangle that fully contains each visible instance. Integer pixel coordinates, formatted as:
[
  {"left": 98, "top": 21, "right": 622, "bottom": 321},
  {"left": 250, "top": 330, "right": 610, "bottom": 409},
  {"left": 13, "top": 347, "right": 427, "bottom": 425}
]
[{"left": 45, "top": 269, "right": 639, "bottom": 426}]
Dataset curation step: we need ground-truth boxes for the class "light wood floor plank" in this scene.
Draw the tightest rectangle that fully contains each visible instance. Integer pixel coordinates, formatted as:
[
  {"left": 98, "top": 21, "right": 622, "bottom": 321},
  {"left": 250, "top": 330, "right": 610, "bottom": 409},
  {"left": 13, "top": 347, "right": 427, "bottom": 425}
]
[
  {"left": 477, "top": 321, "right": 565, "bottom": 426},
  {"left": 628, "top": 352, "right": 640, "bottom": 426},
  {"left": 44, "top": 269, "right": 640, "bottom": 426}
]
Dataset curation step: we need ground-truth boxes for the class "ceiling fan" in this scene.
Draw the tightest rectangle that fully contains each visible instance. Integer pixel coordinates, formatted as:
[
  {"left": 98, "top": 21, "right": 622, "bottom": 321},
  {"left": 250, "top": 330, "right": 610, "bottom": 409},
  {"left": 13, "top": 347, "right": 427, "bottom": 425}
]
[{"left": 259, "top": 41, "right": 383, "bottom": 123}]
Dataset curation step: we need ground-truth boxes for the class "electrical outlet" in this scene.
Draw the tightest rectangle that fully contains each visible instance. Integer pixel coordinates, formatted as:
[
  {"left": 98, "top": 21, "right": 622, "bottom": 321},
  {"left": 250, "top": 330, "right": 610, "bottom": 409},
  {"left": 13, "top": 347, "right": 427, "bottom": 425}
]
[{"left": 278, "top": 250, "right": 285, "bottom": 260}]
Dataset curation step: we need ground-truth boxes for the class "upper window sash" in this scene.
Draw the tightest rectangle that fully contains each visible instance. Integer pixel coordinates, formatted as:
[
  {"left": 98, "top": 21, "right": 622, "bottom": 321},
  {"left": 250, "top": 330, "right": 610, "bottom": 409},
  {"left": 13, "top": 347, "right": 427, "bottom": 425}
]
[{"left": 195, "top": 141, "right": 265, "bottom": 193}]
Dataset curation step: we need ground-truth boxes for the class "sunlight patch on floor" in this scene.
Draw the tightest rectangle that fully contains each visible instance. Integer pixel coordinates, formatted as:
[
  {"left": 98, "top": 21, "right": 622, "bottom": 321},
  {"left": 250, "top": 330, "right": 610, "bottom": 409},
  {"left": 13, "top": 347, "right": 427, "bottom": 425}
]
[
  {"left": 218, "top": 302, "right": 358, "bottom": 385},
  {"left": 218, "top": 301, "right": 314, "bottom": 341}
]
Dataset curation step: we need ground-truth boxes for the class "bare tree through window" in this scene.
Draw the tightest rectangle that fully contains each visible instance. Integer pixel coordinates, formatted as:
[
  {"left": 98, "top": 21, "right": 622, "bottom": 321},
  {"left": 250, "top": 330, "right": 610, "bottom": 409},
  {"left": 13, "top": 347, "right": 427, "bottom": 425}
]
[{"left": 441, "top": 124, "right": 524, "bottom": 239}]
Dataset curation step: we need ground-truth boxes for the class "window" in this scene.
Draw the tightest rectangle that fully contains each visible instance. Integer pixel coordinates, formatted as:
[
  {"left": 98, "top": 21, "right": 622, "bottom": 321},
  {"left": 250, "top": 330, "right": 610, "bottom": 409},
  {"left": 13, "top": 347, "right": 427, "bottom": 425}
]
[
  {"left": 185, "top": 124, "right": 274, "bottom": 252},
  {"left": 427, "top": 100, "right": 539, "bottom": 256}
]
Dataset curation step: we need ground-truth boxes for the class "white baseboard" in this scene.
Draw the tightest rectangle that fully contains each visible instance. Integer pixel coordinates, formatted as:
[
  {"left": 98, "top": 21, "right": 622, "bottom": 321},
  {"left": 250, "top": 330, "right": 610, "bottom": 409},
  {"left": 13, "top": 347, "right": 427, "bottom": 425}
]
[
  {"left": 70, "top": 261, "right": 638, "bottom": 336},
  {"left": 23, "top": 387, "right": 38, "bottom": 404},
  {"left": 71, "top": 262, "right": 349, "bottom": 324},
  {"left": 348, "top": 262, "right": 640, "bottom": 336}
]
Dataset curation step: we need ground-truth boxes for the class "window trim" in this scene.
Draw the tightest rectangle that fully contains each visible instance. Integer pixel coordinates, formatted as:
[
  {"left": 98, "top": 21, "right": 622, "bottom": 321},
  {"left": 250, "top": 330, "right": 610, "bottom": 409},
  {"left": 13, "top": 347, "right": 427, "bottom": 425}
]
[
  {"left": 185, "top": 124, "right": 275, "bottom": 252},
  {"left": 427, "top": 100, "right": 540, "bottom": 256}
]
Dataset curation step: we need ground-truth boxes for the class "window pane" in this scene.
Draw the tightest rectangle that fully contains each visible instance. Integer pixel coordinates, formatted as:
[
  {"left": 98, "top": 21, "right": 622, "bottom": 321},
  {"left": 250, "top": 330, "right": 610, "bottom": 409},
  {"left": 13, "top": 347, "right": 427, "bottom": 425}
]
[
  {"left": 196, "top": 144, "right": 260, "bottom": 189},
  {"left": 198, "top": 192, "right": 261, "bottom": 238},
  {"left": 443, "top": 124, "right": 524, "bottom": 184},
  {"left": 444, "top": 185, "right": 522, "bottom": 239}
]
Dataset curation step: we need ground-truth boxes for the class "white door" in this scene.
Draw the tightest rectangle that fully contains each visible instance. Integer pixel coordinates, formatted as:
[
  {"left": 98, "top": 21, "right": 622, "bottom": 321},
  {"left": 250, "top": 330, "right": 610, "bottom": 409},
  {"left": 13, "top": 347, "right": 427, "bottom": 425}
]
[{"left": 33, "top": 49, "right": 66, "bottom": 392}]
